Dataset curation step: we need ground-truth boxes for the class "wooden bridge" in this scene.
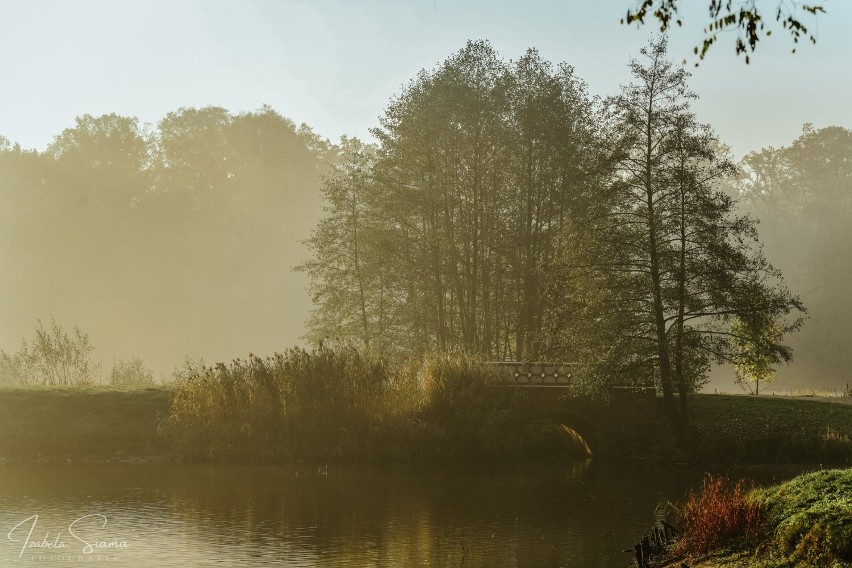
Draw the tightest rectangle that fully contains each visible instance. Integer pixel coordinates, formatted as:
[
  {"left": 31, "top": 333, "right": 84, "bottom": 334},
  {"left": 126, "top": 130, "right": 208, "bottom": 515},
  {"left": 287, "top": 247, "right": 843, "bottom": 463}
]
[{"left": 486, "top": 361, "right": 658, "bottom": 457}]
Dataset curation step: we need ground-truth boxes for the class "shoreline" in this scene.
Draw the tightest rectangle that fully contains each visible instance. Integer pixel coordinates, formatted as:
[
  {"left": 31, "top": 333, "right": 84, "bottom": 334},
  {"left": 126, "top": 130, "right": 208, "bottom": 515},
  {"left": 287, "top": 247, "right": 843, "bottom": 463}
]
[{"left": 0, "top": 387, "right": 850, "bottom": 466}]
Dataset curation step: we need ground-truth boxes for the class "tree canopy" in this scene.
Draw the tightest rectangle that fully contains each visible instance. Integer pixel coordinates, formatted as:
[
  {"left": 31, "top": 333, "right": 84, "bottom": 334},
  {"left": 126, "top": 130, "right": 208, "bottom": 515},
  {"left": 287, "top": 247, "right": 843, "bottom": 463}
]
[{"left": 300, "top": 41, "right": 602, "bottom": 359}]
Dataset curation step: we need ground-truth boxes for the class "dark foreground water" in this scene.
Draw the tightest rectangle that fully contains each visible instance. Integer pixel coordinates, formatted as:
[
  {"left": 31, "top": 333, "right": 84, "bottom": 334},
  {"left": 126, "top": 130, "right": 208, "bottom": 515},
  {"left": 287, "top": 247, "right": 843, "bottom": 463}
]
[{"left": 0, "top": 460, "right": 797, "bottom": 567}]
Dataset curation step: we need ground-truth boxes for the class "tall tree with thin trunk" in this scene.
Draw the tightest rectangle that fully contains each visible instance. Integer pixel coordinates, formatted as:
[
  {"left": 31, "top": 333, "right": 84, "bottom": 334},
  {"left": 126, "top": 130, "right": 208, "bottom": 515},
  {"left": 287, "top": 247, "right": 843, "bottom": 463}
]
[{"left": 585, "top": 37, "right": 803, "bottom": 441}]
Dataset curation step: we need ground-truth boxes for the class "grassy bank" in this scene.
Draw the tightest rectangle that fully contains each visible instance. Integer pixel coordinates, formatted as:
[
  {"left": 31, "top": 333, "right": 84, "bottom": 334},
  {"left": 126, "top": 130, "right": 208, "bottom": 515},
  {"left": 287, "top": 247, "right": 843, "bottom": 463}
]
[
  {"left": 663, "top": 394, "right": 852, "bottom": 465},
  {"left": 0, "top": 385, "right": 172, "bottom": 461},
  {"left": 161, "top": 348, "right": 852, "bottom": 464},
  {"left": 660, "top": 468, "right": 852, "bottom": 567},
  {"left": 0, "top": 365, "right": 850, "bottom": 465}
]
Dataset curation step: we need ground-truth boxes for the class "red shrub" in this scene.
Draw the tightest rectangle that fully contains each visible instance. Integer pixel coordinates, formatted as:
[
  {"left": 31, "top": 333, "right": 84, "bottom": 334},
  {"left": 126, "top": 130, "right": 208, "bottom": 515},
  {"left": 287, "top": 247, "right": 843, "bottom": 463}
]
[{"left": 675, "top": 474, "right": 764, "bottom": 557}]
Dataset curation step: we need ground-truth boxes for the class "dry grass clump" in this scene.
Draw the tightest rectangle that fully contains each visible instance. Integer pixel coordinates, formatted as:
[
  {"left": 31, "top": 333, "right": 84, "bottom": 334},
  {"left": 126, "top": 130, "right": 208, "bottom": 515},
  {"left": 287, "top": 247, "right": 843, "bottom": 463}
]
[
  {"left": 165, "top": 347, "right": 410, "bottom": 460},
  {"left": 163, "top": 347, "right": 546, "bottom": 462}
]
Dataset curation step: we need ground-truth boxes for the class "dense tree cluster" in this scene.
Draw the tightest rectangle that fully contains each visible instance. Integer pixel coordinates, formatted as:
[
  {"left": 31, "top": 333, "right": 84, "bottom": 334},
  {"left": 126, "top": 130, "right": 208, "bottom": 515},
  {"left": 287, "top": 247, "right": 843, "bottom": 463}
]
[
  {"left": 301, "top": 38, "right": 805, "bottom": 437},
  {"left": 300, "top": 42, "right": 602, "bottom": 360}
]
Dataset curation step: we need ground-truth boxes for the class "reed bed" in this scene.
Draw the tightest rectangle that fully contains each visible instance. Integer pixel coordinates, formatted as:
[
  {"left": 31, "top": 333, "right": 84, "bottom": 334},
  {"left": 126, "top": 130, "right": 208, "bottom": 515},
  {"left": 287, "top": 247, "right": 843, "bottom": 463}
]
[{"left": 162, "top": 347, "right": 561, "bottom": 462}]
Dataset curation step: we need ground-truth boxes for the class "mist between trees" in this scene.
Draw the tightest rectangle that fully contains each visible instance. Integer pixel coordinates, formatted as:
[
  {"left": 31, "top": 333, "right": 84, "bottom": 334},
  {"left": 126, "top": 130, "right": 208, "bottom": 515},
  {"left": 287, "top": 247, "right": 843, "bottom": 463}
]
[
  {"left": 0, "top": 105, "right": 328, "bottom": 375},
  {"left": 0, "top": 38, "right": 847, "bottom": 438}
]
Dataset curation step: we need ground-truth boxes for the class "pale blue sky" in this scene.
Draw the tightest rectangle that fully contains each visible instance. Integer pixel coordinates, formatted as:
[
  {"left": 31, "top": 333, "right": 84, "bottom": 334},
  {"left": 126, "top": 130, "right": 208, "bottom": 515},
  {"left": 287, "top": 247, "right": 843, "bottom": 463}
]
[{"left": 0, "top": 1, "right": 849, "bottom": 158}]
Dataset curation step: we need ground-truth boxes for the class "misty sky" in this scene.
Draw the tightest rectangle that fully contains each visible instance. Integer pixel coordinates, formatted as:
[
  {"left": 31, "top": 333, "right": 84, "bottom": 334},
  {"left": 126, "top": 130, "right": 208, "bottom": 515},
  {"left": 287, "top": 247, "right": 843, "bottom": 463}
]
[
  {"left": 1, "top": 1, "right": 850, "bottom": 385},
  {"left": 1, "top": 0, "right": 850, "bottom": 158}
]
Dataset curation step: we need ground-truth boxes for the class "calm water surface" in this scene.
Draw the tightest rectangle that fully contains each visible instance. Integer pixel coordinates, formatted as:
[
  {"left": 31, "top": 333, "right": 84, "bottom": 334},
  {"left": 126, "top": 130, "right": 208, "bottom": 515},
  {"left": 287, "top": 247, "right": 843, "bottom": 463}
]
[{"left": 0, "top": 460, "right": 797, "bottom": 567}]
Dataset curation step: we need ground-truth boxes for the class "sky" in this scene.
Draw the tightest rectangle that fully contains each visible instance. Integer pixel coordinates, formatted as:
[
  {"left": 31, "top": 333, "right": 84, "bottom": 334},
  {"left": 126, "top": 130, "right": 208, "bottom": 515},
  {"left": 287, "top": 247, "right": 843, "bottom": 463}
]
[
  {"left": 0, "top": 0, "right": 850, "bottom": 159},
  {"left": 0, "top": 1, "right": 850, "bottom": 385}
]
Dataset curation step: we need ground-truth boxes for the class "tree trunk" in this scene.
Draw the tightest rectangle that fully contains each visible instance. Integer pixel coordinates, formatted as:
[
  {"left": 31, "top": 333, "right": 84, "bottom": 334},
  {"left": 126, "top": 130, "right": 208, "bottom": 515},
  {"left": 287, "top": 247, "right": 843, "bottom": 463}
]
[{"left": 645, "top": 95, "right": 683, "bottom": 443}]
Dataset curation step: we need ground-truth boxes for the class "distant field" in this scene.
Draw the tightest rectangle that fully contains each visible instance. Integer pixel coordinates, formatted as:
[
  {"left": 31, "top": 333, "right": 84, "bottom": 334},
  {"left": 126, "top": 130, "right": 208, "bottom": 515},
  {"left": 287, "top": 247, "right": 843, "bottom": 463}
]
[{"left": 787, "top": 395, "right": 852, "bottom": 406}]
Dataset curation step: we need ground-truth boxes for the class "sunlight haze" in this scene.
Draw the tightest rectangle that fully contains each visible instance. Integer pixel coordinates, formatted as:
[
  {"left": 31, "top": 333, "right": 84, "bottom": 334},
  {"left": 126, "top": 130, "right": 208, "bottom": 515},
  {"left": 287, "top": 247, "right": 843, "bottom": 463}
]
[{"left": 1, "top": 1, "right": 849, "bottom": 386}]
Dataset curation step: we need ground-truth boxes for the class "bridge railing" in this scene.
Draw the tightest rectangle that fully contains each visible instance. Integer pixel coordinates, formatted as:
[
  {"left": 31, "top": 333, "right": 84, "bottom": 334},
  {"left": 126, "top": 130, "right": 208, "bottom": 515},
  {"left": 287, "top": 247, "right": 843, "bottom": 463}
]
[
  {"left": 485, "top": 362, "right": 658, "bottom": 397},
  {"left": 486, "top": 361, "right": 575, "bottom": 387}
]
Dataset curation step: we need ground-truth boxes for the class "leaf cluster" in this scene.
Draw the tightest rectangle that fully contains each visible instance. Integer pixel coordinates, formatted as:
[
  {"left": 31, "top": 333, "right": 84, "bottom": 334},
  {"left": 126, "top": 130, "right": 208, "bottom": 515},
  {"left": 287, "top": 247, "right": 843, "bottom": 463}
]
[{"left": 622, "top": 0, "right": 825, "bottom": 64}]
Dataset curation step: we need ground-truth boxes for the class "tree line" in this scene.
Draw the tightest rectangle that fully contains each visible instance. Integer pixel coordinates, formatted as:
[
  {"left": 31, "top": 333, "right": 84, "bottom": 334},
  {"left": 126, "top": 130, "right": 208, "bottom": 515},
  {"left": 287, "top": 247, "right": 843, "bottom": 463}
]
[
  {"left": 0, "top": 106, "right": 327, "bottom": 374},
  {"left": 733, "top": 124, "right": 852, "bottom": 388}
]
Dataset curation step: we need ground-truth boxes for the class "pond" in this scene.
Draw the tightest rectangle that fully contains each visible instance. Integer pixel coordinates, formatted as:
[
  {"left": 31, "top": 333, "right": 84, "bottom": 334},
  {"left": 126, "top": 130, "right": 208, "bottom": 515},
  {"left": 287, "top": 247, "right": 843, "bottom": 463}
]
[{"left": 0, "top": 460, "right": 798, "bottom": 567}]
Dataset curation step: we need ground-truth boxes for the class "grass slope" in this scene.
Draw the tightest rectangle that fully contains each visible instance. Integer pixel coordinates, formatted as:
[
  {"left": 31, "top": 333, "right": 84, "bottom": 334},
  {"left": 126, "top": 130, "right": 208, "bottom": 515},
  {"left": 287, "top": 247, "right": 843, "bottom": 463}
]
[
  {"left": 666, "top": 394, "right": 852, "bottom": 464},
  {"left": 664, "top": 468, "right": 852, "bottom": 567},
  {"left": 0, "top": 388, "right": 849, "bottom": 464},
  {"left": 0, "top": 386, "right": 173, "bottom": 460}
]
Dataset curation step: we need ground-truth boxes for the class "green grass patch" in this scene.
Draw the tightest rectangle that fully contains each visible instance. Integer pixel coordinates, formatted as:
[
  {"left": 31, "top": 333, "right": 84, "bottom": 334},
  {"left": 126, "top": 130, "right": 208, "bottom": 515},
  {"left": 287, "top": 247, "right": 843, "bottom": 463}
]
[
  {"left": 2, "top": 377, "right": 850, "bottom": 466},
  {"left": 0, "top": 385, "right": 173, "bottom": 460},
  {"left": 757, "top": 468, "right": 852, "bottom": 566},
  {"left": 672, "top": 395, "right": 852, "bottom": 464}
]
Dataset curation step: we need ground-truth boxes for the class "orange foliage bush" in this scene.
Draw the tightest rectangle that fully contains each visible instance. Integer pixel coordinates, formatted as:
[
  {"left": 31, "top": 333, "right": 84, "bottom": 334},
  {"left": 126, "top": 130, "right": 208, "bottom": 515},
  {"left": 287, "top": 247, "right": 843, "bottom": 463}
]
[{"left": 675, "top": 474, "right": 764, "bottom": 557}]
